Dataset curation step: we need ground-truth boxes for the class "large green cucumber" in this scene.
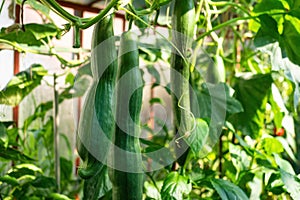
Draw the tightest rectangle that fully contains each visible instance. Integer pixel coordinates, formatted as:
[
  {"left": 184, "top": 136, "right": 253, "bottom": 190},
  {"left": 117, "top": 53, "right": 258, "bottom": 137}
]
[
  {"left": 76, "top": 14, "right": 117, "bottom": 199},
  {"left": 171, "top": 0, "right": 196, "bottom": 166},
  {"left": 110, "top": 31, "right": 144, "bottom": 200}
]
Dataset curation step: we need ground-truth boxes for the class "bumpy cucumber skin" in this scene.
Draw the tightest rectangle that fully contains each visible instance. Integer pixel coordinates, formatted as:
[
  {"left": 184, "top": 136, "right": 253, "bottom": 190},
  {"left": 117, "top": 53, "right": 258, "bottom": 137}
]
[
  {"left": 110, "top": 31, "right": 143, "bottom": 200},
  {"left": 171, "top": 0, "right": 195, "bottom": 166},
  {"left": 76, "top": 15, "right": 117, "bottom": 199}
]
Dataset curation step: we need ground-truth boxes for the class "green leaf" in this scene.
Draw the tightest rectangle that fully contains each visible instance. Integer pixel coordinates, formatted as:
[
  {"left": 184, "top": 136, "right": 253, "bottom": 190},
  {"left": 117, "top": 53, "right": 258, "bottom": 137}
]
[
  {"left": 134, "top": 15, "right": 149, "bottom": 30},
  {"left": 280, "top": 15, "right": 300, "bottom": 66},
  {"left": 60, "top": 157, "right": 73, "bottom": 181},
  {"left": 253, "top": 0, "right": 286, "bottom": 14},
  {"left": 186, "top": 119, "right": 209, "bottom": 155},
  {"left": 76, "top": 62, "right": 92, "bottom": 78},
  {"left": 254, "top": 14, "right": 279, "bottom": 47},
  {"left": 195, "top": 82, "right": 243, "bottom": 119},
  {"left": 255, "top": 156, "right": 276, "bottom": 169},
  {"left": 60, "top": 74, "right": 91, "bottom": 99},
  {"left": 0, "top": 145, "right": 34, "bottom": 162},
  {"left": 274, "top": 153, "right": 295, "bottom": 174},
  {"left": 14, "top": 163, "right": 42, "bottom": 173},
  {"left": 192, "top": 83, "right": 243, "bottom": 156},
  {"left": 83, "top": 166, "right": 112, "bottom": 199},
  {"left": 280, "top": 169, "right": 300, "bottom": 200},
  {"left": 0, "top": 175, "right": 19, "bottom": 186},
  {"left": 145, "top": 180, "right": 163, "bottom": 200},
  {"left": 141, "top": 138, "right": 175, "bottom": 167},
  {"left": 211, "top": 178, "right": 249, "bottom": 200},
  {"left": 16, "top": 174, "right": 36, "bottom": 185},
  {"left": 65, "top": 73, "right": 75, "bottom": 85},
  {"left": 231, "top": 73, "right": 273, "bottom": 138},
  {"left": 31, "top": 175, "right": 56, "bottom": 188},
  {"left": 0, "top": 122, "right": 8, "bottom": 147},
  {"left": 229, "top": 143, "right": 251, "bottom": 172},
  {"left": 276, "top": 137, "right": 297, "bottom": 162},
  {"left": 9, "top": 164, "right": 43, "bottom": 178},
  {"left": 161, "top": 172, "right": 192, "bottom": 200},
  {"left": 0, "top": 23, "right": 60, "bottom": 46},
  {"left": 261, "top": 138, "right": 284, "bottom": 154},
  {"left": 237, "top": 172, "right": 255, "bottom": 191},
  {"left": 0, "top": 64, "right": 47, "bottom": 106}
]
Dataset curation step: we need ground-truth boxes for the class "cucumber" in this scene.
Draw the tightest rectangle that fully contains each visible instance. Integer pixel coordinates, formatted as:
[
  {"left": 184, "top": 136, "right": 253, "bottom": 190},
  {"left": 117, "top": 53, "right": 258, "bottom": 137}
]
[
  {"left": 76, "top": 15, "right": 117, "bottom": 199},
  {"left": 171, "top": 0, "right": 195, "bottom": 166},
  {"left": 110, "top": 31, "right": 144, "bottom": 200}
]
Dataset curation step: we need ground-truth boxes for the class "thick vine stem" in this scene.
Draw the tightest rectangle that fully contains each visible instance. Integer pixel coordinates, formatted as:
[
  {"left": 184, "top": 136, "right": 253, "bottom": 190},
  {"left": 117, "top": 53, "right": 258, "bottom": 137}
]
[
  {"left": 40, "top": 0, "right": 120, "bottom": 29},
  {"left": 78, "top": 0, "right": 120, "bottom": 29}
]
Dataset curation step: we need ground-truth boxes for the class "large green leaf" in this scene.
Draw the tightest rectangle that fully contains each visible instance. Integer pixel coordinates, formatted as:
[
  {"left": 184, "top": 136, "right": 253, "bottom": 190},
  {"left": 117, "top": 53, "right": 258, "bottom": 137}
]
[
  {"left": 280, "top": 15, "right": 300, "bottom": 66},
  {"left": 230, "top": 73, "right": 273, "bottom": 138},
  {"left": 160, "top": 172, "right": 192, "bottom": 200},
  {"left": 211, "top": 178, "right": 249, "bottom": 200},
  {"left": 0, "top": 145, "right": 34, "bottom": 162},
  {"left": 0, "top": 23, "right": 60, "bottom": 46},
  {"left": 9, "top": 164, "right": 42, "bottom": 176},
  {"left": 252, "top": 0, "right": 300, "bottom": 66},
  {"left": 192, "top": 83, "right": 243, "bottom": 156},
  {"left": 195, "top": 82, "right": 243, "bottom": 119},
  {"left": 0, "top": 64, "right": 47, "bottom": 106}
]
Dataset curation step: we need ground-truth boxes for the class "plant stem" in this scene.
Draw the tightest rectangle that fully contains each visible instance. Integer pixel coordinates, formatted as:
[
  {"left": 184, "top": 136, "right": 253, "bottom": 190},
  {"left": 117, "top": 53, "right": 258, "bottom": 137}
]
[
  {"left": 40, "top": 0, "right": 79, "bottom": 23},
  {"left": 53, "top": 74, "right": 60, "bottom": 192},
  {"left": 78, "top": 0, "right": 119, "bottom": 29},
  {"left": 0, "top": 0, "right": 5, "bottom": 14},
  {"left": 197, "top": 16, "right": 253, "bottom": 40},
  {"left": 207, "top": 0, "right": 251, "bottom": 17},
  {"left": 197, "top": 11, "right": 287, "bottom": 41}
]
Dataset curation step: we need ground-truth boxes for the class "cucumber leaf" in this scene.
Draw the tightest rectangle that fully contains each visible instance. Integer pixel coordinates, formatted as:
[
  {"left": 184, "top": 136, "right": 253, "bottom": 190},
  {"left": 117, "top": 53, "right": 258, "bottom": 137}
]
[
  {"left": 230, "top": 73, "right": 273, "bottom": 138},
  {"left": 161, "top": 172, "right": 191, "bottom": 200},
  {"left": 211, "top": 178, "right": 249, "bottom": 200},
  {"left": 0, "top": 64, "right": 47, "bottom": 106}
]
